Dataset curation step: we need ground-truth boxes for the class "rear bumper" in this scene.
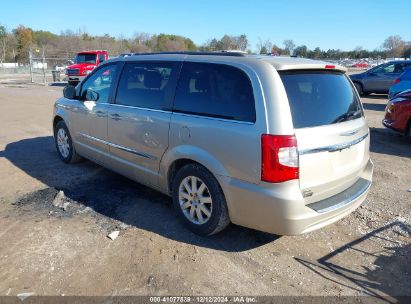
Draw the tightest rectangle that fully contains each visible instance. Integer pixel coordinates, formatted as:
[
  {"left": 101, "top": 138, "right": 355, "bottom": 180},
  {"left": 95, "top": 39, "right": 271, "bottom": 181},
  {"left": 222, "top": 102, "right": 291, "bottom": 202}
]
[
  {"left": 382, "top": 119, "right": 405, "bottom": 133},
  {"left": 218, "top": 159, "right": 374, "bottom": 235}
]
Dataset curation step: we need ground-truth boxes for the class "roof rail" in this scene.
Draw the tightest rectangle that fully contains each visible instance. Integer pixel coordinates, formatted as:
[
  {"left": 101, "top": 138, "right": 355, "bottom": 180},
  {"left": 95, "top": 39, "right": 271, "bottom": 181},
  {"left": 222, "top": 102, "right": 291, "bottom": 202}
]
[{"left": 132, "top": 51, "right": 246, "bottom": 57}]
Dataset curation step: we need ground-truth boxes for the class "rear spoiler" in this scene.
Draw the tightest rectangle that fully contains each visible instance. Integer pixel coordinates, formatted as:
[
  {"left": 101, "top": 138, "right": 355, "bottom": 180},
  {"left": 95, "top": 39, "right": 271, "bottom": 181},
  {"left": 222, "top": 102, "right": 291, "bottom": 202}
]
[{"left": 276, "top": 64, "right": 347, "bottom": 73}]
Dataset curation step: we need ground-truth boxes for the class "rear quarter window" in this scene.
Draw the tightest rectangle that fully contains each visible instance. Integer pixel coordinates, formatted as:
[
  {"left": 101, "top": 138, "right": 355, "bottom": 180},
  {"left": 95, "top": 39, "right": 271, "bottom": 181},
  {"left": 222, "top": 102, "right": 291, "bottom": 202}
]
[
  {"left": 279, "top": 70, "right": 363, "bottom": 128},
  {"left": 173, "top": 62, "right": 256, "bottom": 122}
]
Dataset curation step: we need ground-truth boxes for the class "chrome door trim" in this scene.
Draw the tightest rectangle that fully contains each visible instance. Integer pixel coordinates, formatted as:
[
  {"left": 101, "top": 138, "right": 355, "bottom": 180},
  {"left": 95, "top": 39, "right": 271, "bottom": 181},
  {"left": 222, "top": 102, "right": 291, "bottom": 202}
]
[
  {"left": 171, "top": 111, "right": 255, "bottom": 125},
  {"left": 299, "top": 132, "right": 368, "bottom": 156},
  {"left": 79, "top": 133, "right": 157, "bottom": 160},
  {"left": 109, "top": 103, "right": 172, "bottom": 114}
]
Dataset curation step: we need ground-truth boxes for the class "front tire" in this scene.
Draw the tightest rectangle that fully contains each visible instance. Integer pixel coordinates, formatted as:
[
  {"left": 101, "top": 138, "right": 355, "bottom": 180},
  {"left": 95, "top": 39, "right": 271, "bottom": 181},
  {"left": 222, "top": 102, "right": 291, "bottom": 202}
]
[
  {"left": 54, "top": 121, "right": 82, "bottom": 163},
  {"left": 172, "top": 164, "right": 230, "bottom": 236}
]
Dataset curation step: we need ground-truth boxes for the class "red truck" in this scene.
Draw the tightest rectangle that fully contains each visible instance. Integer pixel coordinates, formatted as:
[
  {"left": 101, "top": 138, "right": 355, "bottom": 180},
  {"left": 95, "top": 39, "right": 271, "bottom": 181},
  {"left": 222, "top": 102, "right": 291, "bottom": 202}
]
[{"left": 66, "top": 50, "right": 109, "bottom": 85}]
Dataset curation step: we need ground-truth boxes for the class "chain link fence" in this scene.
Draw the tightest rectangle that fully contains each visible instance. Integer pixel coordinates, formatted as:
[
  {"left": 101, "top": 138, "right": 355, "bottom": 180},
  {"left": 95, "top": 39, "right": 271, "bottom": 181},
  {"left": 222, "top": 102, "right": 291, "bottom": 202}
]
[
  {"left": 29, "top": 48, "right": 74, "bottom": 85},
  {"left": 0, "top": 48, "right": 75, "bottom": 85}
]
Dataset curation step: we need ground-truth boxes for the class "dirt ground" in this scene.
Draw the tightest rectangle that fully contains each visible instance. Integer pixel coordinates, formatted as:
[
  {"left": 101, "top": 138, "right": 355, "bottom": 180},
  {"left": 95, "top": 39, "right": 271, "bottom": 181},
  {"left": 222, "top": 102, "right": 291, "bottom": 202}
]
[{"left": 0, "top": 77, "right": 410, "bottom": 302}]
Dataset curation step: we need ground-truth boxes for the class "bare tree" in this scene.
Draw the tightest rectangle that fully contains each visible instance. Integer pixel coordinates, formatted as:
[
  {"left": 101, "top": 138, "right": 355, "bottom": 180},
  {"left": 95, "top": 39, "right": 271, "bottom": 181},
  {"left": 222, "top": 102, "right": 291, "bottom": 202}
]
[
  {"left": 256, "top": 38, "right": 273, "bottom": 54},
  {"left": 283, "top": 39, "right": 295, "bottom": 55},
  {"left": 382, "top": 35, "right": 405, "bottom": 57}
]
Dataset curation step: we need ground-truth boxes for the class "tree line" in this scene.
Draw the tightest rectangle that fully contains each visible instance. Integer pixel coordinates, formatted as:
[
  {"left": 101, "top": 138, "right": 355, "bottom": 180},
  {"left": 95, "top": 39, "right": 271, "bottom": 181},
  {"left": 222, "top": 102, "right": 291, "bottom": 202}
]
[{"left": 0, "top": 24, "right": 410, "bottom": 64}]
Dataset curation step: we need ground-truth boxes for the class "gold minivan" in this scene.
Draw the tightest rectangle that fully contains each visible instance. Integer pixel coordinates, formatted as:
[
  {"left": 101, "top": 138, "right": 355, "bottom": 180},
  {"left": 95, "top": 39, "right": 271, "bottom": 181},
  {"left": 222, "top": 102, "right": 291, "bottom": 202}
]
[{"left": 53, "top": 52, "right": 373, "bottom": 235}]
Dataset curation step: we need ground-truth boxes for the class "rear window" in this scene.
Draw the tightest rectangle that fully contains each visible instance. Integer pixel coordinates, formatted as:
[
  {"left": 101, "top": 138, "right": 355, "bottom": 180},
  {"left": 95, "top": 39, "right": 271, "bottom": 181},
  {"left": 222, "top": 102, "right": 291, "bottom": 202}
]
[{"left": 279, "top": 70, "right": 363, "bottom": 128}]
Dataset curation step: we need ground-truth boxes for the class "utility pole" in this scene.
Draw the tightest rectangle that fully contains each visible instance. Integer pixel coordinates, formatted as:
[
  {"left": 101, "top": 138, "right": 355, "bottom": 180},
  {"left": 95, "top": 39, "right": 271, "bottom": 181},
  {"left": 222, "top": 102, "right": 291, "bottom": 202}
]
[
  {"left": 42, "top": 47, "right": 46, "bottom": 85},
  {"left": 29, "top": 48, "right": 33, "bottom": 83}
]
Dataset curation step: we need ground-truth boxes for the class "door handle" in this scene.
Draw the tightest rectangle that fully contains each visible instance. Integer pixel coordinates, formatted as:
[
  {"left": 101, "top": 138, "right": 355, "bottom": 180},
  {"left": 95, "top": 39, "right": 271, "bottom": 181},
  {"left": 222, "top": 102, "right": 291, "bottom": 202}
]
[
  {"left": 95, "top": 110, "right": 106, "bottom": 117},
  {"left": 110, "top": 113, "right": 121, "bottom": 121}
]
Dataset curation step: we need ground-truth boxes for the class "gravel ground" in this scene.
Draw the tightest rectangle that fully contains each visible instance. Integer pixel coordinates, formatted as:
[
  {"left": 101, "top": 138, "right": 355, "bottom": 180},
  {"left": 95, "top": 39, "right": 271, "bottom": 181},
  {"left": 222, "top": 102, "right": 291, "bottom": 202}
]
[{"left": 0, "top": 80, "right": 409, "bottom": 302}]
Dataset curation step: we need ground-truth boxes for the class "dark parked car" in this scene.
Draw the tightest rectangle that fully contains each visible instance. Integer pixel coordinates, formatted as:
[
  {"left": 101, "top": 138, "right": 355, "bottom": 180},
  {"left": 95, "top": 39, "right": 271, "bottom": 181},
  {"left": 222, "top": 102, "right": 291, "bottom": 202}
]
[
  {"left": 388, "top": 68, "right": 411, "bottom": 99},
  {"left": 350, "top": 60, "right": 411, "bottom": 96},
  {"left": 383, "top": 89, "right": 411, "bottom": 139}
]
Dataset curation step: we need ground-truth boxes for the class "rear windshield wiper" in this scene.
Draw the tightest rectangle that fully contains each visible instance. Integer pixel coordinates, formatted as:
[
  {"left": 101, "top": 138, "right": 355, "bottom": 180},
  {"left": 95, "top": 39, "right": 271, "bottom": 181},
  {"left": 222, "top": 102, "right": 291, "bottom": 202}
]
[{"left": 332, "top": 109, "right": 362, "bottom": 123}]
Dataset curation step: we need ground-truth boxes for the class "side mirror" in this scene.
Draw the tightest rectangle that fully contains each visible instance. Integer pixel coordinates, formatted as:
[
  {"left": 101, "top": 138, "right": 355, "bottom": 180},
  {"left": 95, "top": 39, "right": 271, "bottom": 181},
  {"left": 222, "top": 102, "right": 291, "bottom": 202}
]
[
  {"left": 85, "top": 89, "right": 99, "bottom": 102},
  {"left": 63, "top": 85, "right": 77, "bottom": 99}
]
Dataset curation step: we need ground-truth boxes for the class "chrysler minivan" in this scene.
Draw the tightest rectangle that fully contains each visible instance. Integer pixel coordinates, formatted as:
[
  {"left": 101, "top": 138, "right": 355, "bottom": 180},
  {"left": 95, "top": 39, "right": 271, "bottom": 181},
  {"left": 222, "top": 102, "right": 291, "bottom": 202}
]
[{"left": 53, "top": 52, "right": 373, "bottom": 236}]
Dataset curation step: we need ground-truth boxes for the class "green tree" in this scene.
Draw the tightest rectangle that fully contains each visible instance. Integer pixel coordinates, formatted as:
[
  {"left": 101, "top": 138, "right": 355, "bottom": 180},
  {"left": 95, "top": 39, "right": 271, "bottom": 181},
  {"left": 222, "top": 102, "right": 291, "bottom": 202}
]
[
  {"left": 312, "top": 47, "right": 322, "bottom": 59},
  {"left": 13, "top": 25, "right": 33, "bottom": 63},
  {"left": 202, "top": 34, "right": 248, "bottom": 52},
  {"left": 259, "top": 46, "right": 268, "bottom": 54},
  {"left": 0, "top": 25, "right": 7, "bottom": 63},
  {"left": 403, "top": 45, "right": 411, "bottom": 59},
  {"left": 32, "top": 30, "right": 58, "bottom": 47},
  {"left": 294, "top": 45, "right": 307, "bottom": 57}
]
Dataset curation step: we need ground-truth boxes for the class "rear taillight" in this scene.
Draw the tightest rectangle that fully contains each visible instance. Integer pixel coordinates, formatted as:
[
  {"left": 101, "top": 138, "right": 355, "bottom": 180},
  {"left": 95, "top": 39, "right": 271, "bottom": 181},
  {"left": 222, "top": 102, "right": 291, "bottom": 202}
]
[
  {"left": 261, "top": 135, "right": 299, "bottom": 183},
  {"left": 325, "top": 65, "right": 335, "bottom": 69},
  {"left": 393, "top": 78, "right": 401, "bottom": 84}
]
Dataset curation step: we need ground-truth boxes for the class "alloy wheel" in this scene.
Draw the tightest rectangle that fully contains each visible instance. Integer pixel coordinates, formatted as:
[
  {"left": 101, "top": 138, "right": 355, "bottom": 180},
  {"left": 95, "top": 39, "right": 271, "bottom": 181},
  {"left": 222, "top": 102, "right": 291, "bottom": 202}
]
[{"left": 178, "top": 176, "right": 213, "bottom": 225}]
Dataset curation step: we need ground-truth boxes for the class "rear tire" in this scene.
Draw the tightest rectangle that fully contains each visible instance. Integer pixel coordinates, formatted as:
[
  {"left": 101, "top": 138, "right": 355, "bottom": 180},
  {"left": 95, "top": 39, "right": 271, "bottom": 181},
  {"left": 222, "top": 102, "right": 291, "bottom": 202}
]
[
  {"left": 54, "top": 121, "right": 82, "bottom": 164},
  {"left": 172, "top": 163, "right": 230, "bottom": 236}
]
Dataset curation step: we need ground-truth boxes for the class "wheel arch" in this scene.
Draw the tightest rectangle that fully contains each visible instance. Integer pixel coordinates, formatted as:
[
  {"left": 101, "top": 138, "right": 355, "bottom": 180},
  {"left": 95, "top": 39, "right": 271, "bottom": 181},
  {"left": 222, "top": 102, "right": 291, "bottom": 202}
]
[
  {"left": 161, "top": 146, "right": 229, "bottom": 195},
  {"left": 407, "top": 117, "right": 411, "bottom": 135},
  {"left": 353, "top": 80, "right": 364, "bottom": 90},
  {"left": 53, "top": 105, "right": 71, "bottom": 135},
  {"left": 53, "top": 115, "right": 64, "bottom": 131}
]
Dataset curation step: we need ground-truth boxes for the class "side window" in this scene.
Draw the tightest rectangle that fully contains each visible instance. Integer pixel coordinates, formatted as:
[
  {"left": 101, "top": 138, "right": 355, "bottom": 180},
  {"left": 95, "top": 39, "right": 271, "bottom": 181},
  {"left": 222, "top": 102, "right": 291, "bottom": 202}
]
[
  {"left": 115, "top": 62, "right": 178, "bottom": 110},
  {"left": 99, "top": 54, "right": 106, "bottom": 63},
  {"left": 373, "top": 64, "right": 394, "bottom": 74},
  {"left": 382, "top": 64, "right": 395, "bottom": 73},
  {"left": 394, "top": 63, "right": 410, "bottom": 74},
  {"left": 371, "top": 65, "right": 383, "bottom": 73},
  {"left": 173, "top": 62, "right": 256, "bottom": 122},
  {"left": 80, "top": 64, "right": 118, "bottom": 103}
]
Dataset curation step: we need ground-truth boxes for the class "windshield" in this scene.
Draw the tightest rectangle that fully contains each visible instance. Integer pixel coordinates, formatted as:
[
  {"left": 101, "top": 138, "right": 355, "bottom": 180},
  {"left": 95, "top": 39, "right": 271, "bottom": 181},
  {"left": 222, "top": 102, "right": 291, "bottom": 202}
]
[
  {"left": 75, "top": 54, "right": 97, "bottom": 64},
  {"left": 279, "top": 70, "right": 363, "bottom": 128}
]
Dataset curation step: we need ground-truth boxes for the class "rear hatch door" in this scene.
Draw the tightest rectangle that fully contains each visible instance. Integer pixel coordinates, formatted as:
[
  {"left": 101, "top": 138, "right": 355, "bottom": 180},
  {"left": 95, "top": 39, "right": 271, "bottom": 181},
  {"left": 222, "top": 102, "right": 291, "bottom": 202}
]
[{"left": 279, "top": 69, "right": 370, "bottom": 204}]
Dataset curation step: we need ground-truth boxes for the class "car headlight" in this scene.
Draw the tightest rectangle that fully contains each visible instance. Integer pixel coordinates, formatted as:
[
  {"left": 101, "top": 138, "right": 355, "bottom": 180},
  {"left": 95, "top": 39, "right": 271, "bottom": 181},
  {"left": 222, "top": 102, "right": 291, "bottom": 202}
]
[{"left": 83, "top": 70, "right": 92, "bottom": 75}]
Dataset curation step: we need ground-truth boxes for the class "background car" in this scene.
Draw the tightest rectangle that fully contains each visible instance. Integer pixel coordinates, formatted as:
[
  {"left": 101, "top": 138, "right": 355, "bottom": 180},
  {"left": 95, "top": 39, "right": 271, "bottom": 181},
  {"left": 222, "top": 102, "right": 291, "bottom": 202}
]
[
  {"left": 383, "top": 89, "right": 411, "bottom": 139},
  {"left": 351, "top": 62, "right": 369, "bottom": 68},
  {"left": 388, "top": 68, "right": 411, "bottom": 99},
  {"left": 350, "top": 60, "right": 411, "bottom": 96}
]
